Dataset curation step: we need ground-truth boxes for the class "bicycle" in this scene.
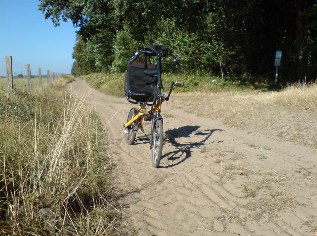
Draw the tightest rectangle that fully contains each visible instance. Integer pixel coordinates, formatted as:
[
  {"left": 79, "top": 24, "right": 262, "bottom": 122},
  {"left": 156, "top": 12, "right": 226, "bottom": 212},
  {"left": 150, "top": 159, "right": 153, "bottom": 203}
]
[{"left": 123, "top": 45, "right": 182, "bottom": 168}]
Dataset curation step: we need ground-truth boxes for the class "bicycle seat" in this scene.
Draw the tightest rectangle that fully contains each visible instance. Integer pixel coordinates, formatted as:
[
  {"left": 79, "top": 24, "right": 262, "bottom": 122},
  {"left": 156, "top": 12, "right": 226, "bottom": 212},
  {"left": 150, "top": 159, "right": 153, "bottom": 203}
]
[{"left": 127, "top": 90, "right": 154, "bottom": 103}]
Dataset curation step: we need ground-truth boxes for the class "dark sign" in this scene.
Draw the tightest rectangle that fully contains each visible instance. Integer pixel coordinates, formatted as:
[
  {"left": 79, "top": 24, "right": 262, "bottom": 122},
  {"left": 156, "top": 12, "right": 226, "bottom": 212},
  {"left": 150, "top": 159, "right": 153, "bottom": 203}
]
[{"left": 274, "top": 50, "right": 282, "bottom": 66}]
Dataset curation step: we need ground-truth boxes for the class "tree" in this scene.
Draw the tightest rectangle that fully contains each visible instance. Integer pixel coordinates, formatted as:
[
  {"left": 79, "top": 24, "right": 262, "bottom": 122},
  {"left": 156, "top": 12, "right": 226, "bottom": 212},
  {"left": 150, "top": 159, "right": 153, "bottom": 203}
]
[
  {"left": 71, "top": 36, "right": 96, "bottom": 75},
  {"left": 40, "top": 0, "right": 116, "bottom": 75},
  {"left": 41, "top": 0, "right": 317, "bottom": 84}
]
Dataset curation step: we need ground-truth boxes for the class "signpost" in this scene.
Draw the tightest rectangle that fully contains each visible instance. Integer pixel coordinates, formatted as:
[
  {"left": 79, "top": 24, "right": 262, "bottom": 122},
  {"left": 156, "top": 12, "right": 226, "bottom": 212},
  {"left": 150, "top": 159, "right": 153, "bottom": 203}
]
[{"left": 274, "top": 50, "right": 282, "bottom": 83}]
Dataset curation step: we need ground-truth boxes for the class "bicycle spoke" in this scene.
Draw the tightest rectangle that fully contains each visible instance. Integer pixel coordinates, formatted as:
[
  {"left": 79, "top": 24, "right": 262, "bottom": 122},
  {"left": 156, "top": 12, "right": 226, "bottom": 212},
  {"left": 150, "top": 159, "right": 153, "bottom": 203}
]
[
  {"left": 151, "top": 119, "right": 163, "bottom": 167},
  {"left": 125, "top": 108, "right": 138, "bottom": 145}
]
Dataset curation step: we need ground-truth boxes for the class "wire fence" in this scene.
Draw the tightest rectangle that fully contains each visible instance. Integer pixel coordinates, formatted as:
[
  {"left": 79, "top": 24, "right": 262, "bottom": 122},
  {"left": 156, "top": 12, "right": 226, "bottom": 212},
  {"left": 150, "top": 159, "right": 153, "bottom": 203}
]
[{"left": 1, "top": 56, "right": 61, "bottom": 97}]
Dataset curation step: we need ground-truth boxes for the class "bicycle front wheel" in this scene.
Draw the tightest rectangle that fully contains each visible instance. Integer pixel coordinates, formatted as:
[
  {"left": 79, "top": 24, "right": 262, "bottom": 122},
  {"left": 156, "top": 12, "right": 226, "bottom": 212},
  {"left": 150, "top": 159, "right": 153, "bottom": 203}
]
[
  {"left": 151, "top": 118, "right": 163, "bottom": 168},
  {"left": 125, "top": 108, "right": 138, "bottom": 145}
]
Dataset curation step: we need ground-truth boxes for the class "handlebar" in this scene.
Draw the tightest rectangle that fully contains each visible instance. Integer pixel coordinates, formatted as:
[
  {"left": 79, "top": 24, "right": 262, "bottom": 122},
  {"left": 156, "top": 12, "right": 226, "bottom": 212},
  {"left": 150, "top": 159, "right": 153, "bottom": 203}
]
[
  {"left": 165, "top": 81, "right": 183, "bottom": 101},
  {"left": 174, "top": 82, "right": 183, "bottom": 87}
]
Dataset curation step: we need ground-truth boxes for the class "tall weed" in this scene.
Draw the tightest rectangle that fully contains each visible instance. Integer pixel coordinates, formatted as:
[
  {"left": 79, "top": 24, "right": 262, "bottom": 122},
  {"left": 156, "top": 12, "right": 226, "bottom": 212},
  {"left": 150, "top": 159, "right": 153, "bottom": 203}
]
[{"left": 0, "top": 80, "right": 122, "bottom": 235}]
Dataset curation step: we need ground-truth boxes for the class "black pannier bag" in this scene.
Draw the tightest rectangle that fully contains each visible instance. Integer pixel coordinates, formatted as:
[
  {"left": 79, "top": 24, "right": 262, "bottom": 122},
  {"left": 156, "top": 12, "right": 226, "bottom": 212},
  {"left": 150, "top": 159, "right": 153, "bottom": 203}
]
[{"left": 125, "top": 61, "right": 158, "bottom": 103}]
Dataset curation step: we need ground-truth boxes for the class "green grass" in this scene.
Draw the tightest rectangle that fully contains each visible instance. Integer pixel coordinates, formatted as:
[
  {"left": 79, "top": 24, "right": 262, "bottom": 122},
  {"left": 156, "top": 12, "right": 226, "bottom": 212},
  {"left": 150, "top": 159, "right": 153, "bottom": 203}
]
[
  {"left": 80, "top": 72, "right": 267, "bottom": 97},
  {"left": 81, "top": 72, "right": 124, "bottom": 97},
  {"left": 162, "top": 72, "right": 268, "bottom": 93},
  {"left": 0, "top": 77, "right": 125, "bottom": 235}
]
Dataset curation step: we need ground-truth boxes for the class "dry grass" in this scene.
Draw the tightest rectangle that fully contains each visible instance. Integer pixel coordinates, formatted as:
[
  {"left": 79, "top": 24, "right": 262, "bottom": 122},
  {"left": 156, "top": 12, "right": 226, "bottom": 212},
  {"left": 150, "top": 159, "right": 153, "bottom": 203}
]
[
  {"left": 241, "top": 171, "right": 295, "bottom": 222},
  {"left": 80, "top": 73, "right": 125, "bottom": 97},
  {"left": 174, "top": 82, "right": 317, "bottom": 149},
  {"left": 0, "top": 78, "right": 125, "bottom": 235},
  {"left": 0, "top": 77, "right": 52, "bottom": 93}
]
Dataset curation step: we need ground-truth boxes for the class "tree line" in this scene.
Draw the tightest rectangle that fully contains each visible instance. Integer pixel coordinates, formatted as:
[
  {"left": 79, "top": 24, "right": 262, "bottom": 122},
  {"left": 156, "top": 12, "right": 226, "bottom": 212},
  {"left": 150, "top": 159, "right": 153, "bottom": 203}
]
[{"left": 39, "top": 0, "right": 317, "bottom": 85}]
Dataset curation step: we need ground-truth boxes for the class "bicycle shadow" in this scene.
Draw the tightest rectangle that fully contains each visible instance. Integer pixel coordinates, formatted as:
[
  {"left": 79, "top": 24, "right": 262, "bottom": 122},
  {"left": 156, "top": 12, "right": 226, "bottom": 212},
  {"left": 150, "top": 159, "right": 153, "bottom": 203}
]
[
  {"left": 134, "top": 133, "right": 151, "bottom": 144},
  {"left": 159, "top": 125, "right": 222, "bottom": 168}
]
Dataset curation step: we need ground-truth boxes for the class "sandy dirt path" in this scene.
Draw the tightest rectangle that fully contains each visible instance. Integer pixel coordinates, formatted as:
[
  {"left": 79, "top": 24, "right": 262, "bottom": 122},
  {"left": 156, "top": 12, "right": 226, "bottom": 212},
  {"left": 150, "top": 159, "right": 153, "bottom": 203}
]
[{"left": 68, "top": 79, "right": 317, "bottom": 236}]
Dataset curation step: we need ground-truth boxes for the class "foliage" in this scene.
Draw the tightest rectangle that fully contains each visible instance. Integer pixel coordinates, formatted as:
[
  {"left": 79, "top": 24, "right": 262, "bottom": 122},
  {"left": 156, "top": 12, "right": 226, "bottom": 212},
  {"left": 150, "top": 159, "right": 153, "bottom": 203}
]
[
  {"left": 112, "top": 25, "right": 139, "bottom": 72},
  {"left": 72, "top": 36, "right": 97, "bottom": 76},
  {"left": 40, "top": 0, "right": 317, "bottom": 85}
]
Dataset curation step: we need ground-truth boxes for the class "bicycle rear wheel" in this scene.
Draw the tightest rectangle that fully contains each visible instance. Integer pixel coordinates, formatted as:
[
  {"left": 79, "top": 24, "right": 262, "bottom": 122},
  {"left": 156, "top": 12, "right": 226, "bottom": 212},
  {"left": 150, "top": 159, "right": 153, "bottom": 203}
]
[
  {"left": 125, "top": 108, "right": 138, "bottom": 145},
  {"left": 151, "top": 118, "right": 163, "bottom": 168}
]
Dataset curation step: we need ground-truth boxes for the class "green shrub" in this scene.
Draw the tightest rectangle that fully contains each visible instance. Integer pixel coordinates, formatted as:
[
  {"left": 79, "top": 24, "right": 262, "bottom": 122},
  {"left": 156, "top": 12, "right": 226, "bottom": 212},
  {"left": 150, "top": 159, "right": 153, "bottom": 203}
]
[{"left": 112, "top": 25, "right": 139, "bottom": 72}]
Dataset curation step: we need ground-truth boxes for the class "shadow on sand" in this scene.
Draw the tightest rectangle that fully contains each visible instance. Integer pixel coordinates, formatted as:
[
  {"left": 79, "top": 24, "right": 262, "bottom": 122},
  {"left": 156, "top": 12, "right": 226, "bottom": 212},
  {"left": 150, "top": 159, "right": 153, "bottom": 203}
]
[{"left": 159, "top": 125, "right": 223, "bottom": 168}]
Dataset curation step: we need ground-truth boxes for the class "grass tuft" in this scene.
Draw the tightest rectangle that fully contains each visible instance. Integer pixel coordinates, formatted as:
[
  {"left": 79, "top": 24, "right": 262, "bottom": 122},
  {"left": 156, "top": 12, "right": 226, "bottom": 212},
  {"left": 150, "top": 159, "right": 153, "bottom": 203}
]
[{"left": 0, "top": 78, "right": 125, "bottom": 235}]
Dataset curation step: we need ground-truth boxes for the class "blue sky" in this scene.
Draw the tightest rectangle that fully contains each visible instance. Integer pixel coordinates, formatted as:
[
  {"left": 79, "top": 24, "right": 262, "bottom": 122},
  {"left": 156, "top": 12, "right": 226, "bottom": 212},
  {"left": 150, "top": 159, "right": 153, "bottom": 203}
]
[{"left": 0, "top": 0, "right": 77, "bottom": 76}]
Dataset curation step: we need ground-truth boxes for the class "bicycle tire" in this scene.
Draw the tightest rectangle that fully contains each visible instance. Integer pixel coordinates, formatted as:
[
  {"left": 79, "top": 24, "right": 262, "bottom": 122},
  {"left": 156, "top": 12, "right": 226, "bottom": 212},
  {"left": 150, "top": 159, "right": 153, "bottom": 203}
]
[
  {"left": 151, "top": 118, "right": 163, "bottom": 168},
  {"left": 125, "top": 108, "right": 138, "bottom": 145}
]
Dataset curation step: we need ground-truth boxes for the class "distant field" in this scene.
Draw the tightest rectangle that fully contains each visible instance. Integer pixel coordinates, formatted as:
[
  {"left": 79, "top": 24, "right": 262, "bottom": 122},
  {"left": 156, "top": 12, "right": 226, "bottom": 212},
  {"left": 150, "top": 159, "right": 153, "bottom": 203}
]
[{"left": 0, "top": 77, "right": 50, "bottom": 94}]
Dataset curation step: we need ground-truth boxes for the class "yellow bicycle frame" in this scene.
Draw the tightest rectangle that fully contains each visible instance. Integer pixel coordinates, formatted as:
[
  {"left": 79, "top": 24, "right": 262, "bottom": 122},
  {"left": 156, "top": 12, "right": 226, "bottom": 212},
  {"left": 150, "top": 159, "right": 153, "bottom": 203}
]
[{"left": 124, "top": 99, "right": 162, "bottom": 128}]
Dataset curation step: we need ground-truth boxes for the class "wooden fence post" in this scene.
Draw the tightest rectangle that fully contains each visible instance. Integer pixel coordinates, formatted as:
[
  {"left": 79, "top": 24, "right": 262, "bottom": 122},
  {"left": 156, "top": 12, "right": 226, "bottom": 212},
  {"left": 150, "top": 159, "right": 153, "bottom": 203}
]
[
  {"left": 47, "top": 70, "right": 50, "bottom": 84},
  {"left": 5, "top": 56, "right": 14, "bottom": 97},
  {"left": 38, "top": 67, "right": 42, "bottom": 87},
  {"left": 26, "top": 64, "right": 31, "bottom": 92}
]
